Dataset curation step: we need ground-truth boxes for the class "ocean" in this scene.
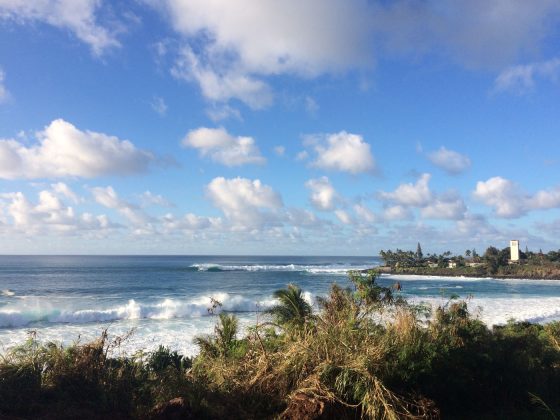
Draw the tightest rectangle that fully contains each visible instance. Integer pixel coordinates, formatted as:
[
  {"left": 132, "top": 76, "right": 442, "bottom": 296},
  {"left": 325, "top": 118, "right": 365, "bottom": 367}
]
[{"left": 1, "top": 255, "right": 560, "bottom": 356}]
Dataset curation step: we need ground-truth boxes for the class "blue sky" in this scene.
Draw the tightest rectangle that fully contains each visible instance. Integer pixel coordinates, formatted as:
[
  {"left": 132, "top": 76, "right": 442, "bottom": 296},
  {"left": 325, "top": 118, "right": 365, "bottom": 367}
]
[{"left": 0, "top": 0, "right": 560, "bottom": 255}]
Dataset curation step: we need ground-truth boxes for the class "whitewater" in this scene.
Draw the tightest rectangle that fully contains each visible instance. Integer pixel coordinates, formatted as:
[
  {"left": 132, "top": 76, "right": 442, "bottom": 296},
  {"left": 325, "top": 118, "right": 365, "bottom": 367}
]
[{"left": 1, "top": 255, "right": 560, "bottom": 356}]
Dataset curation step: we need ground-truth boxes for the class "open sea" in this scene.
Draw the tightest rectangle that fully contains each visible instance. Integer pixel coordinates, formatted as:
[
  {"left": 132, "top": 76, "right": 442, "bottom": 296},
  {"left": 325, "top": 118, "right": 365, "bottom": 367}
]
[{"left": 2, "top": 255, "right": 560, "bottom": 356}]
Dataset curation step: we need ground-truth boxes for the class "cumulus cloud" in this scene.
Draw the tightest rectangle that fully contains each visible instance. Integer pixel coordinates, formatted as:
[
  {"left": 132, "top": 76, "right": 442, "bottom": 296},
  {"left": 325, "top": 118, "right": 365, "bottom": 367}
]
[
  {"left": 151, "top": 0, "right": 373, "bottom": 107},
  {"left": 51, "top": 182, "right": 81, "bottom": 204},
  {"left": 383, "top": 205, "right": 413, "bottom": 221},
  {"left": 0, "top": 119, "right": 154, "bottom": 179},
  {"left": 334, "top": 210, "right": 352, "bottom": 225},
  {"left": 171, "top": 47, "right": 273, "bottom": 109},
  {"left": 379, "top": 173, "right": 467, "bottom": 220},
  {"left": 474, "top": 176, "right": 560, "bottom": 218},
  {"left": 494, "top": 57, "right": 560, "bottom": 93},
  {"left": 379, "top": 173, "right": 433, "bottom": 207},
  {"left": 0, "top": 186, "right": 111, "bottom": 235},
  {"left": 304, "top": 131, "right": 376, "bottom": 174},
  {"left": 92, "top": 186, "right": 151, "bottom": 226},
  {"left": 206, "top": 177, "right": 283, "bottom": 229},
  {"left": 182, "top": 127, "right": 265, "bottom": 166},
  {"left": 421, "top": 195, "right": 467, "bottom": 220},
  {"left": 161, "top": 213, "right": 218, "bottom": 233},
  {"left": 139, "top": 191, "right": 173, "bottom": 208},
  {"left": 427, "top": 147, "right": 471, "bottom": 175},
  {"left": 0, "top": 0, "right": 121, "bottom": 55},
  {"left": 353, "top": 203, "right": 377, "bottom": 223},
  {"left": 305, "top": 177, "right": 340, "bottom": 211},
  {"left": 0, "top": 67, "right": 9, "bottom": 103}
]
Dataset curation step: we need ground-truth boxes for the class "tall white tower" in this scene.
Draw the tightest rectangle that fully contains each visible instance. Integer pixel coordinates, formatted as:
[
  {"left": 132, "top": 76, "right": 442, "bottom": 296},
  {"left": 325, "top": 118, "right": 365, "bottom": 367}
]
[{"left": 510, "top": 240, "right": 520, "bottom": 262}]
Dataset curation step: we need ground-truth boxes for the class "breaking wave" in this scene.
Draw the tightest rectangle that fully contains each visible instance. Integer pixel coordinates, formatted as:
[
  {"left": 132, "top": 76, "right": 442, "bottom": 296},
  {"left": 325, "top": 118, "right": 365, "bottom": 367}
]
[
  {"left": 190, "top": 263, "right": 374, "bottom": 275},
  {"left": 0, "top": 293, "right": 282, "bottom": 329}
]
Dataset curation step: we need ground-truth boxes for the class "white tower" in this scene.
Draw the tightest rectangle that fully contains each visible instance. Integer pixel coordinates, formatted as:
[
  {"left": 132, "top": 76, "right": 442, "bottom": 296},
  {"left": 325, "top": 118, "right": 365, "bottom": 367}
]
[{"left": 510, "top": 240, "right": 520, "bottom": 262}]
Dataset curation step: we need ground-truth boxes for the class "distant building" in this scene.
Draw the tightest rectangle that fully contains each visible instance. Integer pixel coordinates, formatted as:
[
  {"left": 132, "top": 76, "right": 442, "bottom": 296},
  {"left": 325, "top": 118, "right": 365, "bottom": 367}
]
[
  {"left": 448, "top": 261, "right": 457, "bottom": 268},
  {"left": 428, "top": 262, "right": 438, "bottom": 268},
  {"left": 510, "top": 240, "right": 520, "bottom": 263}
]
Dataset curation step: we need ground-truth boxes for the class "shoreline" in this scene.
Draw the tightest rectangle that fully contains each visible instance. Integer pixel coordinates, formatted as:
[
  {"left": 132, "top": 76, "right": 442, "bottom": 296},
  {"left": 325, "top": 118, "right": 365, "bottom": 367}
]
[{"left": 369, "top": 266, "right": 560, "bottom": 281}]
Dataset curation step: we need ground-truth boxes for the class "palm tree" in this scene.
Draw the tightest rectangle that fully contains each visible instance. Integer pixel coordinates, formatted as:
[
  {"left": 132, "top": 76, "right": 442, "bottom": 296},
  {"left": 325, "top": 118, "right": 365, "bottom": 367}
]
[
  {"left": 195, "top": 313, "right": 239, "bottom": 358},
  {"left": 266, "top": 284, "right": 312, "bottom": 329}
]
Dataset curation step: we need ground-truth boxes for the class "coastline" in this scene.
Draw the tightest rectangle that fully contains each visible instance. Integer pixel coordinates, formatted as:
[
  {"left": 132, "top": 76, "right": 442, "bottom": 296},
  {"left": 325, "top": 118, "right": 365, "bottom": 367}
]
[{"left": 370, "top": 266, "right": 560, "bottom": 280}]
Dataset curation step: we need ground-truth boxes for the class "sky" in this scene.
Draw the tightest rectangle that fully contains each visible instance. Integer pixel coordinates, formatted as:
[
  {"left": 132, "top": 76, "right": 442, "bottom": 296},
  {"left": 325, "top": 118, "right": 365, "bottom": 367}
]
[{"left": 0, "top": 0, "right": 560, "bottom": 255}]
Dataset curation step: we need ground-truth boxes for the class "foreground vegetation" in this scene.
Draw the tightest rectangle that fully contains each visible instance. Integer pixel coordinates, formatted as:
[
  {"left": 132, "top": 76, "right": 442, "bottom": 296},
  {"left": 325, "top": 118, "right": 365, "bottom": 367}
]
[{"left": 1, "top": 271, "right": 560, "bottom": 419}]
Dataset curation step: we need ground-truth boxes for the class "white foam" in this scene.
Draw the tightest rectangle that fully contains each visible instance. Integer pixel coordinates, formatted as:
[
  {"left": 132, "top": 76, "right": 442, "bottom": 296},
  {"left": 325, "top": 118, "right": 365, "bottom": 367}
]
[
  {"left": 0, "top": 293, "right": 279, "bottom": 328},
  {"left": 1, "top": 289, "right": 15, "bottom": 297},
  {"left": 410, "top": 296, "right": 560, "bottom": 326}
]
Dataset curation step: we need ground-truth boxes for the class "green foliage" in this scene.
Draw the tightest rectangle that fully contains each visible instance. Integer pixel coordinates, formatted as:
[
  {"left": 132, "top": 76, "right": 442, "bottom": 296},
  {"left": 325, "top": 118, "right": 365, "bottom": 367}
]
[
  {"left": 265, "top": 283, "right": 313, "bottom": 330},
  {"left": 146, "top": 345, "right": 191, "bottom": 373},
  {"left": 194, "top": 312, "right": 246, "bottom": 359}
]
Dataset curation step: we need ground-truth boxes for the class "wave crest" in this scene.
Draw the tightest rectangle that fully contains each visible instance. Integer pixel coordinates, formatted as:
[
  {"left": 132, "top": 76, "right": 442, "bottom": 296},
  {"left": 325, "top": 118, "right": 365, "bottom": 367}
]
[{"left": 0, "top": 293, "right": 278, "bottom": 328}]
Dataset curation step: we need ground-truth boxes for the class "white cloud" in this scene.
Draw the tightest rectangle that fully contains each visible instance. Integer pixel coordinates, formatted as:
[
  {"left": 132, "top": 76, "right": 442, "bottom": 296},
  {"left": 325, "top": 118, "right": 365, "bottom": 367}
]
[
  {"left": 139, "top": 191, "right": 172, "bottom": 208},
  {"left": 379, "top": 173, "right": 433, "bottom": 207},
  {"left": 494, "top": 57, "right": 560, "bottom": 93},
  {"left": 335, "top": 209, "right": 352, "bottom": 225},
  {"left": 161, "top": 212, "right": 217, "bottom": 232},
  {"left": 0, "top": 119, "right": 154, "bottom": 179},
  {"left": 0, "top": 187, "right": 111, "bottom": 235},
  {"left": 171, "top": 47, "right": 274, "bottom": 109},
  {"left": 151, "top": 96, "right": 168, "bottom": 116},
  {"left": 305, "top": 131, "right": 376, "bottom": 174},
  {"left": 473, "top": 177, "right": 526, "bottom": 218},
  {"left": 421, "top": 196, "right": 467, "bottom": 220},
  {"left": 473, "top": 176, "right": 560, "bottom": 218},
  {"left": 353, "top": 203, "right": 377, "bottom": 223},
  {"left": 150, "top": 1, "right": 559, "bottom": 108},
  {"left": 92, "top": 186, "right": 150, "bottom": 226},
  {"left": 273, "top": 146, "right": 286, "bottom": 157},
  {"left": 51, "top": 182, "right": 80, "bottom": 204},
  {"left": 151, "top": 0, "right": 373, "bottom": 107},
  {"left": 305, "top": 177, "right": 340, "bottom": 211},
  {"left": 427, "top": 147, "right": 471, "bottom": 175},
  {"left": 182, "top": 127, "right": 265, "bottom": 166},
  {"left": 206, "top": 177, "right": 283, "bottom": 229},
  {"left": 379, "top": 173, "right": 467, "bottom": 221},
  {"left": 383, "top": 205, "right": 413, "bottom": 221},
  {"left": 206, "top": 104, "right": 242, "bottom": 122},
  {"left": 0, "top": 0, "right": 120, "bottom": 55},
  {"left": 0, "top": 67, "right": 9, "bottom": 103}
]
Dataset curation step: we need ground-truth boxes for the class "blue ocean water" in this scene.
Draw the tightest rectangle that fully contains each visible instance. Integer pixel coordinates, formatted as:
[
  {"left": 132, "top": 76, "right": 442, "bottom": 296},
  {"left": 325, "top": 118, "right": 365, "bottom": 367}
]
[{"left": 1, "top": 255, "right": 560, "bottom": 355}]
